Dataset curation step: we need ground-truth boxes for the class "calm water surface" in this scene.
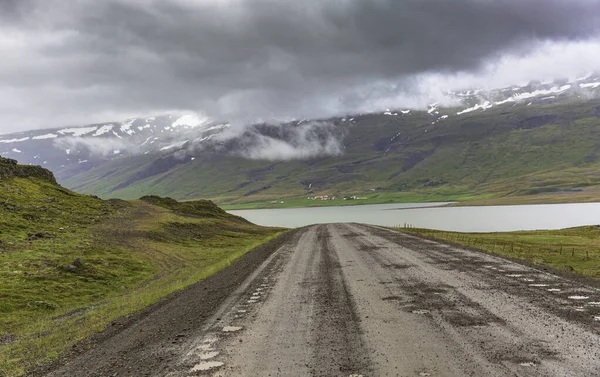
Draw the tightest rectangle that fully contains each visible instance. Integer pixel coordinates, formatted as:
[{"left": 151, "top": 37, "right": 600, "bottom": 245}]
[{"left": 228, "top": 202, "right": 600, "bottom": 232}]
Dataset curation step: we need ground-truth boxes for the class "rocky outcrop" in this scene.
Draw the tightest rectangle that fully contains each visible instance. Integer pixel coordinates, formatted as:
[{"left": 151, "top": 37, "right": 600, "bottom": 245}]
[{"left": 0, "top": 157, "right": 57, "bottom": 184}]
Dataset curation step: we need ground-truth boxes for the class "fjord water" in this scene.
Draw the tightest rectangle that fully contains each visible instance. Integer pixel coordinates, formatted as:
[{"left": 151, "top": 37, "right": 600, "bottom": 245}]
[{"left": 228, "top": 202, "right": 600, "bottom": 232}]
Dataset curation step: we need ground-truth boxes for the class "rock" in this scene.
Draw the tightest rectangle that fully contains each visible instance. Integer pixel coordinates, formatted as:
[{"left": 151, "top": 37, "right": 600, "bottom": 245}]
[
  {"left": 65, "top": 264, "right": 79, "bottom": 272},
  {"left": 27, "top": 300, "right": 59, "bottom": 310},
  {"left": 27, "top": 231, "right": 55, "bottom": 241},
  {"left": 73, "top": 258, "right": 83, "bottom": 268}
]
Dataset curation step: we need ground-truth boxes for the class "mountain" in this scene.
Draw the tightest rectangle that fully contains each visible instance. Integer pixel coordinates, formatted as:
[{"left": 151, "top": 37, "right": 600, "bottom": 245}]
[{"left": 2, "top": 74, "right": 600, "bottom": 207}]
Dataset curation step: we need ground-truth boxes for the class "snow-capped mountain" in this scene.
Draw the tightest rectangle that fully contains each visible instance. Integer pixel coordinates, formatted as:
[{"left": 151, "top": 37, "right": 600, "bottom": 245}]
[
  {"left": 379, "top": 73, "right": 600, "bottom": 124},
  {"left": 0, "top": 114, "right": 230, "bottom": 178},
  {"left": 1, "top": 73, "right": 599, "bottom": 182}
]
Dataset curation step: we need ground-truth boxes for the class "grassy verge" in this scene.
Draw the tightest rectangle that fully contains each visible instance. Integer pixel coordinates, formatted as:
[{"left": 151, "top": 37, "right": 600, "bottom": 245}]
[
  {"left": 399, "top": 226, "right": 600, "bottom": 279},
  {"left": 0, "top": 176, "right": 283, "bottom": 376}
]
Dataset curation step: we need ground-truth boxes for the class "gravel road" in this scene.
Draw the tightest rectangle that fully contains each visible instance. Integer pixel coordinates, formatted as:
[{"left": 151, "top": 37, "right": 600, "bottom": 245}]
[{"left": 45, "top": 224, "right": 600, "bottom": 377}]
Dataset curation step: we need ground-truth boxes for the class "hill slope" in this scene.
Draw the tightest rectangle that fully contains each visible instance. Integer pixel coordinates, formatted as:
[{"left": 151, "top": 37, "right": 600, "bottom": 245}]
[
  {"left": 63, "top": 97, "right": 600, "bottom": 207},
  {"left": 0, "top": 157, "right": 282, "bottom": 376}
]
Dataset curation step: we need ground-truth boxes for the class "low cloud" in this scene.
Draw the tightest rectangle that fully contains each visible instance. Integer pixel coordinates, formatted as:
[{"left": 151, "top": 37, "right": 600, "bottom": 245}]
[
  {"left": 54, "top": 137, "right": 137, "bottom": 157},
  {"left": 209, "top": 121, "right": 345, "bottom": 161},
  {"left": 1, "top": 0, "right": 600, "bottom": 134}
]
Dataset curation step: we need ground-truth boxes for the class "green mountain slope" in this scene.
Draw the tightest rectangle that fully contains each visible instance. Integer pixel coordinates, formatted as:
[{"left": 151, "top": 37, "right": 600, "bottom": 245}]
[
  {"left": 63, "top": 98, "right": 600, "bottom": 207},
  {"left": 0, "top": 157, "right": 282, "bottom": 375}
]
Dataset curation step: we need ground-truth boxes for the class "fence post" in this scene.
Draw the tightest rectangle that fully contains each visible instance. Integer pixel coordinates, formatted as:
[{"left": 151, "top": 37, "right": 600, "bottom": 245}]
[
  {"left": 559, "top": 245, "right": 562, "bottom": 255},
  {"left": 510, "top": 242, "right": 514, "bottom": 253},
  {"left": 572, "top": 248, "right": 575, "bottom": 257}
]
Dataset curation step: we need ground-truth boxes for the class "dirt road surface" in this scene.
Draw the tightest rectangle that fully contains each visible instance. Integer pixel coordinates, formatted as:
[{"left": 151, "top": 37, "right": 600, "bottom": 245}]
[{"left": 45, "top": 224, "right": 600, "bottom": 377}]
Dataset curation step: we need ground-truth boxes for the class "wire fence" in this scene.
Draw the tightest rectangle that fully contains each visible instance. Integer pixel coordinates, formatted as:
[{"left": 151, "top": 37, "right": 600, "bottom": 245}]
[{"left": 394, "top": 225, "right": 596, "bottom": 261}]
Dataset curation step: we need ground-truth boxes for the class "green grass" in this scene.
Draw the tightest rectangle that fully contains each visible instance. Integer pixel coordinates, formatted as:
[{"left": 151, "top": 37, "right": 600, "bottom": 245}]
[
  {"left": 0, "top": 163, "right": 283, "bottom": 376},
  {"left": 400, "top": 226, "right": 600, "bottom": 279}
]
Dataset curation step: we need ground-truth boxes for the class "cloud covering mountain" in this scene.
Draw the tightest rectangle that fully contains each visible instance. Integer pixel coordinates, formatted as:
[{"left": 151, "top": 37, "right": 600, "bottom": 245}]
[{"left": 1, "top": 0, "right": 600, "bottom": 133}]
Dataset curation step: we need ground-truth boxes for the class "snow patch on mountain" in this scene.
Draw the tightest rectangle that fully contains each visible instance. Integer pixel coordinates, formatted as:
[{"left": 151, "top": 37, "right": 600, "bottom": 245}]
[
  {"left": 580, "top": 82, "right": 600, "bottom": 89},
  {"left": 160, "top": 140, "right": 189, "bottom": 151},
  {"left": 172, "top": 114, "right": 211, "bottom": 128},
  {"left": 93, "top": 125, "right": 114, "bottom": 136},
  {"left": 513, "top": 85, "right": 571, "bottom": 101},
  {"left": 120, "top": 120, "right": 135, "bottom": 136},
  {"left": 204, "top": 124, "right": 231, "bottom": 132},
  {"left": 32, "top": 133, "right": 58, "bottom": 140},
  {"left": 0, "top": 137, "right": 29, "bottom": 143},
  {"left": 58, "top": 126, "right": 98, "bottom": 137},
  {"left": 457, "top": 101, "right": 493, "bottom": 115}
]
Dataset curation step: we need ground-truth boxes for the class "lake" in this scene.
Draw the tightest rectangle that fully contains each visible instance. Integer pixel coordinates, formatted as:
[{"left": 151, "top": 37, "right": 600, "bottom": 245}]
[{"left": 228, "top": 202, "right": 600, "bottom": 232}]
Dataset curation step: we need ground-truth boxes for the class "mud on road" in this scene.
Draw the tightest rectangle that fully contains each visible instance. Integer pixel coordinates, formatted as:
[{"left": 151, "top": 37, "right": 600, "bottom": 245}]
[{"left": 43, "top": 224, "right": 600, "bottom": 377}]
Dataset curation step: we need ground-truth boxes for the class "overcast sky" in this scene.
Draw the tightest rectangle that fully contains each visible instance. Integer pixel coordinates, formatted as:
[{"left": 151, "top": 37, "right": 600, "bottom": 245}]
[{"left": 1, "top": 0, "right": 600, "bottom": 134}]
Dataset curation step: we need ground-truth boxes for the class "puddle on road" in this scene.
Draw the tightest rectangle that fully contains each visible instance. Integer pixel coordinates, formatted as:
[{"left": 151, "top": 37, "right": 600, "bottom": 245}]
[
  {"left": 529, "top": 284, "right": 549, "bottom": 287},
  {"left": 587, "top": 302, "right": 600, "bottom": 306},
  {"left": 191, "top": 361, "right": 224, "bottom": 372},
  {"left": 548, "top": 288, "right": 561, "bottom": 292},
  {"left": 222, "top": 325, "right": 242, "bottom": 332},
  {"left": 594, "top": 316, "right": 600, "bottom": 321},
  {"left": 200, "top": 351, "right": 219, "bottom": 360},
  {"left": 519, "top": 362, "right": 536, "bottom": 367},
  {"left": 197, "top": 344, "right": 214, "bottom": 352},
  {"left": 506, "top": 274, "right": 523, "bottom": 278},
  {"left": 568, "top": 296, "right": 589, "bottom": 300},
  {"left": 412, "top": 309, "right": 430, "bottom": 315},
  {"left": 237, "top": 309, "right": 247, "bottom": 313},
  {"left": 196, "top": 337, "right": 218, "bottom": 351}
]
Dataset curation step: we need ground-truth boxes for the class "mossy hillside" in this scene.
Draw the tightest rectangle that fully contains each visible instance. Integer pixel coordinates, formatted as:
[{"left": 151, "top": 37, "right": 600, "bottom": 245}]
[
  {"left": 139, "top": 195, "right": 246, "bottom": 221},
  {"left": 0, "top": 159, "right": 283, "bottom": 376}
]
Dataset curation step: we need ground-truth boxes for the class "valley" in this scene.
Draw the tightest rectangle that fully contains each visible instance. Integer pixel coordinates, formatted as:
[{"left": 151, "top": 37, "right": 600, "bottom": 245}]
[{"left": 4, "top": 2, "right": 600, "bottom": 376}]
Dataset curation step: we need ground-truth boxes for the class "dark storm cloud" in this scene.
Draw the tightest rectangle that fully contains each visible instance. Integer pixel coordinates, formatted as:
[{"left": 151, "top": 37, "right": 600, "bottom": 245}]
[{"left": 1, "top": 0, "right": 599, "bottom": 133}]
